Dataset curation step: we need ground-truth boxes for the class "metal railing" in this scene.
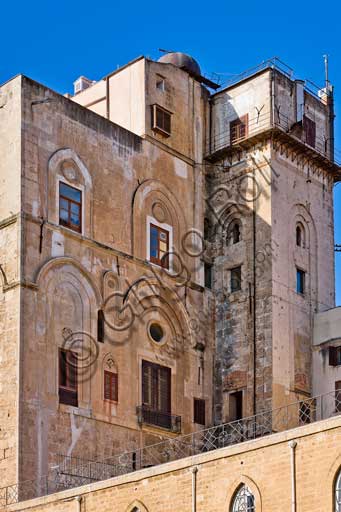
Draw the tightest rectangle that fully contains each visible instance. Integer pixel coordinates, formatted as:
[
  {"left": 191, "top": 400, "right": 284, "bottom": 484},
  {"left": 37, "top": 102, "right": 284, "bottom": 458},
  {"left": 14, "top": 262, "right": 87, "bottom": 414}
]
[
  {"left": 206, "top": 108, "right": 341, "bottom": 170},
  {"left": 215, "top": 57, "right": 323, "bottom": 100},
  {"left": 136, "top": 405, "right": 181, "bottom": 433},
  {"left": 1, "top": 390, "right": 340, "bottom": 508}
]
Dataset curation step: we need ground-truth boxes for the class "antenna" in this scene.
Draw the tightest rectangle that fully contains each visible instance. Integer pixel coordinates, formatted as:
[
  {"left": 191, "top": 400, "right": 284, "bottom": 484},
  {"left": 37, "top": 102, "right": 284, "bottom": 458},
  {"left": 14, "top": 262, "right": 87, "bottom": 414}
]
[
  {"left": 158, "top": 48, "right": 175, "bottom": 54},
  {"left": 323, "top": 54, "right": 329, "bottom": 89}
]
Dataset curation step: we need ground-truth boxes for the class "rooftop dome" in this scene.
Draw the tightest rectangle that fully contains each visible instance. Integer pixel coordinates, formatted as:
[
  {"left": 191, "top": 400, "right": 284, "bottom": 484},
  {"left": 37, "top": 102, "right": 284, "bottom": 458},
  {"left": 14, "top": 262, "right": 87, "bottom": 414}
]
[{"left": 158, "top": 52, "right": 201, "bottom": 77}]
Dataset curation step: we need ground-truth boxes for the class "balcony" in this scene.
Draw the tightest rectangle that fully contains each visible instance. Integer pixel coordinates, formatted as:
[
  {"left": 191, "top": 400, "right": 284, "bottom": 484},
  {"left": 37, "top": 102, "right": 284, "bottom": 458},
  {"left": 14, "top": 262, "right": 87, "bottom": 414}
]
[{"left": 136, "top": 405, "right": 181, "bottom": 433}]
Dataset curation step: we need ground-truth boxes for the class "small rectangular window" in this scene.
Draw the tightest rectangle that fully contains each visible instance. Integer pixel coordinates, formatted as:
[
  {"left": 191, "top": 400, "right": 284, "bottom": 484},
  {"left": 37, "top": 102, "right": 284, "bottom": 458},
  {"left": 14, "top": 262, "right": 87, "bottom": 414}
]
[
  {"left": 204, "top": 263, "right": 213, "bottom": 289},
  {"left": 329, "top": 346, "right": 341, "bottom": 366},
  {"left": 229, "top": 390, "right": 243, "bottom": 421},
  {"left": 152, "top": 105, "right": 171, "bottom": 136},
  {"left": 150, "top": 223, "right": 169, "bottom": 269},
  {"left": 335, "top": 381, "right": 341, "bottom": 413},
  {"left": 231, "top": 266, "right": 242, "bottom": 292},
  {"left": 296, "top": 268, "right": 306, "bottom": 295},
  {"left": 303, "top": 115, "right": 316, "bottom": 148},
  {"left": 193, "top": 398, "right": 206, "bottom": 425},
  {"left": 230, "top": 114, "right": 248, "bottom": 144},
  {"left": 59, "top": 182, "right": 82, "bottom": 233},
  {"left": 59, "top": 349, "right": 78, "bottom": 407},
  {"left": 156, "top": 76, "right": 166, "bottom": 92},
  {"left": 104, "top": 371, "right": 118, "bottom": 402}
]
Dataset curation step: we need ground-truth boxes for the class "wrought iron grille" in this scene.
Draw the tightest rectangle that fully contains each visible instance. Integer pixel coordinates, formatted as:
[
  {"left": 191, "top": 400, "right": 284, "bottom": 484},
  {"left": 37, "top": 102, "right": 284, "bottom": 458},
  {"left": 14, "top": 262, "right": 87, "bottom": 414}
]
[
  {"left": 0, "top": 389, "right": 340, "bottom": 507},
  {"left": 136, "top": 405, "right": 181, "bottom": 433}
]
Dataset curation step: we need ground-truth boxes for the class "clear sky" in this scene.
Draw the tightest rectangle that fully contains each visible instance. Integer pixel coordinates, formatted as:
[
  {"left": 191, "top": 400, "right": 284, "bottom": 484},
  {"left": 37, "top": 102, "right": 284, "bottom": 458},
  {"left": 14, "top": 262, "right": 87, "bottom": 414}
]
[{"left": 1, "top": 0, "right": 340, "bottom": 304}]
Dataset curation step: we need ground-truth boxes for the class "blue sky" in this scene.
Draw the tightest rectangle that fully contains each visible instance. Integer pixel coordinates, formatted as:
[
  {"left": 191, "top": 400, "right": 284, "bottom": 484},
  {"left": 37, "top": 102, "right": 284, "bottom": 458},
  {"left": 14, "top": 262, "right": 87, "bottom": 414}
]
[{"left": 1, "top": 0, "right": 340, "bottom": 303}]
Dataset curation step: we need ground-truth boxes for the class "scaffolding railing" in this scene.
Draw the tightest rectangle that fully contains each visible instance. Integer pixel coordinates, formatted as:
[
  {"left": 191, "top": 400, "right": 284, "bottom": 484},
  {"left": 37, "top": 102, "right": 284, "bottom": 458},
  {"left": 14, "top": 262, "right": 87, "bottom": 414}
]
[{"left": 0, "top": 389, "right": 340, "bottom": 508}]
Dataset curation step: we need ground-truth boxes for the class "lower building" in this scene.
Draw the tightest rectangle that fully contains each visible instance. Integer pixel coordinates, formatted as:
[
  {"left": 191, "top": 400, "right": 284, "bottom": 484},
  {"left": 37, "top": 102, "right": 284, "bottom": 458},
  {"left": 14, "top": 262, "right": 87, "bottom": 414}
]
[{"left": 1, "top": 414, "right": 340, "bottom": 512}]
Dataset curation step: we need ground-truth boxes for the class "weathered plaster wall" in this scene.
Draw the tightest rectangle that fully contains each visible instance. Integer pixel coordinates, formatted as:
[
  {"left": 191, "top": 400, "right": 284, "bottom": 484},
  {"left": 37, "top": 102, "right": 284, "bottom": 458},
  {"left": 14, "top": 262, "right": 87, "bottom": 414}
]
[
  {"left": 18, "top": 76, "right": 214, "bottom": 484},
  {"left": 0, "top": 77, "right": 22, "bottom": 487}
]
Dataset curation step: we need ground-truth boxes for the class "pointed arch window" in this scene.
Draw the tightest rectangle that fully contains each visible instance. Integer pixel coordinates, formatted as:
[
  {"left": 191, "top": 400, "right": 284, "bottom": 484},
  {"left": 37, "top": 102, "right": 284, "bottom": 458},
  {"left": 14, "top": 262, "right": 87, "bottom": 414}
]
[
  {"left": 231, "top": 485, "right": 255, "bottom": 512},
  {"left": 296, "top": 223, "right": 306, "bottom": 248},
  {"left": 336, "top": 469, "right": 341, "bottom": 512},
  {"left": 227, "top": 220, "right": 242, "bottom": 246}
]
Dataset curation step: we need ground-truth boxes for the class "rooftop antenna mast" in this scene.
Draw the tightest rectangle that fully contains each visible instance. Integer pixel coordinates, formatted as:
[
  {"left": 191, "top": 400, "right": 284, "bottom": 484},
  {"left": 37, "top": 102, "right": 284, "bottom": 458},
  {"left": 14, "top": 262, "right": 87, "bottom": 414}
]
[
  {"left": 323, "top": 54, "right": 335, "bottom": 162},
  {"left": 323, "top": 54, "right": 330, "bottom": 90}
]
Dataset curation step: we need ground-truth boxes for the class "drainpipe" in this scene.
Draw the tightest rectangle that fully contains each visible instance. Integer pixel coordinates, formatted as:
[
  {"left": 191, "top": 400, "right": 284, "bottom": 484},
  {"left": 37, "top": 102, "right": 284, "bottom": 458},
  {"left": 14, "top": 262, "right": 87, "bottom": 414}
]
[
  {"left": 191, "top": 466, "right": 198, "bottom": 512},
  {"left": 75, "top": 496, "right": 82, "bottom": 512},
  {"left": 106, "top": 76, "right": 110, "bottom": 120},
  {"left": 252, "top": 167, "right": 257, "bottom": 416},
  {"left": 289, "top": 440, "right": 297, "bottom": 512}
]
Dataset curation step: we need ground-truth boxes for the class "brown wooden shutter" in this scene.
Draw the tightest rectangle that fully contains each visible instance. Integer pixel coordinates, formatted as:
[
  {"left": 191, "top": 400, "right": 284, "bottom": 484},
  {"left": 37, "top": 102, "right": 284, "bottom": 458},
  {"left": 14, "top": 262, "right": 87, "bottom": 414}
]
[
  {"left": 194, "top": 398, "right": 206, "bottom": 425},
  {"left": 158, "top": 366, "right": 171, "bottom": 414},
  {"left": 304, "top": 116, "right": 316, "bottom": 147},
  {"left": 329, "top": 346, "right": 337, "bottom": 366},
  {"left": 111, "top": 373, "right": 118, "bottom": 402},
  {"left": 104, "top": 371, "right": 111, "bottom": 400},
  {"left": 142, "top": 361, "right": 152, "bottom": 407}
]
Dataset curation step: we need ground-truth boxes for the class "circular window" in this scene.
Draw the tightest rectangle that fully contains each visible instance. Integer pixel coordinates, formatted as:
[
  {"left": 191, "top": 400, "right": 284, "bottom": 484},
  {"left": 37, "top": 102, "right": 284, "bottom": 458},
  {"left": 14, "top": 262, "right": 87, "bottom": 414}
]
[{"left": 149, "top": 323, "right": 164, "bottom": 343}]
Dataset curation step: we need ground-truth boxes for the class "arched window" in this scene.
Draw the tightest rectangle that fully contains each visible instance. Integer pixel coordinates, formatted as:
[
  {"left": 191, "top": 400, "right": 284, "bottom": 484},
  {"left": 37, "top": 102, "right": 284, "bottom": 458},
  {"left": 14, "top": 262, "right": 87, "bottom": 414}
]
[
  {"left": 227, "top": 220, "right": 242, "bottom": 246},
  {"left": 231, "top": 485, "right": 255, "bottom": 512},
  {"left": 336, "top": 470, "right": 341, "bottom": 512},
  {"left": 296, "top": 223, "right": 305, "bottom": 248}
]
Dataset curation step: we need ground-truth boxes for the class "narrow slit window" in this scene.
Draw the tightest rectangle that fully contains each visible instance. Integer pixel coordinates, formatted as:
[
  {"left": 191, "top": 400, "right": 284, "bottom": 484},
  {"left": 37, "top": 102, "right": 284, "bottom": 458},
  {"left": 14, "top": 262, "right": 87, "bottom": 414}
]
[{"left": 231, "top": 266, "right": 242, "bottom": 292}]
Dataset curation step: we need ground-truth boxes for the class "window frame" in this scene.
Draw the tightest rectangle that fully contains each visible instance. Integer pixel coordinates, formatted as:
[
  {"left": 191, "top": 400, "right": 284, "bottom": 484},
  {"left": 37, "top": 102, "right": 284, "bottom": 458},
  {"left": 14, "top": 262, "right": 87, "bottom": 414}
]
[
  {"left": 146, "top": 216, "right": 173, "bottom": 271},
  {"left": 303, "top": 114, "right": 316, "bottom": 148},
  {"left": 335, "top": 469, "right": 341, "bottom": 512},
  {"left": 329, "top": 346, "right": 341, "bottom": 366},
  {"left": 151, "top": 104, "right": 172, "bottom": 137},
  {"left": 193, "top": 398, "right": 206, "bottom": 425},
  {"left": 104, "top": 370, "right": 119, "bottom": 403},
  {"left": 59, "top": 348, "right": 78, "bottom": 407},
  {"left": 230, "top": 114, "right": 249, "bottom": 144},
  {"left": 141, "top": 359, "right": 172, "bottom": 414},
  {"left": 231, "top": 266, "right": 242, "bottom": 293},
  {"left": 296, "top": 267, "right": 306, "bottom": 295},
  {"left": 231, "top": 484, "right": 255, "bottom": 512},
  {"left": 58, "top": 181, "right": 83, "bottom": 234}
]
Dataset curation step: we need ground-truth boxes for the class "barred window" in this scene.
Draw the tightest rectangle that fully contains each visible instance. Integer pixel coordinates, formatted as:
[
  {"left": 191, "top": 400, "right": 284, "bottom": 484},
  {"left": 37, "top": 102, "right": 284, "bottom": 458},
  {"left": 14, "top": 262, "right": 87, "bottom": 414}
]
[
  {"left": 232, "top": 485, "right": 255, "bottom": 512},
  {"left": 336, "top": 470, "right": 341, "bottom": 512}
]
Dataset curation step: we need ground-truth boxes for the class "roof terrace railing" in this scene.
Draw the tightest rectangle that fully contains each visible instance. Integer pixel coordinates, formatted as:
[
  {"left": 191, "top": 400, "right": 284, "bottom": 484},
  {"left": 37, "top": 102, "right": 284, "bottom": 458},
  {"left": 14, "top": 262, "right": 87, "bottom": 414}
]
[{"left": 0, "top": 389, "right": 340, "bottom": 508}]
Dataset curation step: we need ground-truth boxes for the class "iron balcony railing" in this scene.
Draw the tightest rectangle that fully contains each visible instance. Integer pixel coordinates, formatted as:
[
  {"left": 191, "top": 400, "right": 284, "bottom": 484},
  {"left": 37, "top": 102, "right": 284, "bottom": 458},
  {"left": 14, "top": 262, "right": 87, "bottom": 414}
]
[
  {"left": 136, "top": 405, "right": 181, "bottom": 433},
  {"left": 205, "top": 108, "right": 341, "bottom": 170},
  {"left": 0, "top": 389, "right": 340, "bottom": 508}
]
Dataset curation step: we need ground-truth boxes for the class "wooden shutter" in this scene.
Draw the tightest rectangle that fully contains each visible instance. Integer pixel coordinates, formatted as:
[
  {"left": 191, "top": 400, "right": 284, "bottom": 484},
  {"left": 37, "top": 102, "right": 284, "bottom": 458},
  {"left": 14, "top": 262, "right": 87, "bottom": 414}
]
[
  {"left": 194, "top": 398, "right": 206, "bottom": 425},
  {"left": 329, "top": 346, "right": 338, "bottom": 366},
  {"left": 104, "top": 371, "right": 118, "bottom": 402},
  {"left": 142, "top": 360, "right": 171, "bottom": 413},
  {"left": 304, "top": 116, "right": 316, "bottom": 148},
  {"left": 158, "top": 366, "right": 171, "bottom": 414},
  {"left": 142, "top": 361, "right": 152, "bottom": 407},
  {"left": 59, "top": 349, "right": 78, "bottom": 407}
]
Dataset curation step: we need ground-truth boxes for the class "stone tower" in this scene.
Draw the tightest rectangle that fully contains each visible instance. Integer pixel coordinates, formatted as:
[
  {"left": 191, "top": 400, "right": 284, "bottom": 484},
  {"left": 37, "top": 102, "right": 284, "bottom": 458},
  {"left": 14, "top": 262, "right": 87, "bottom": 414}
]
[{"left": 205, "top": 65, "right": 337, "bottom": 423}]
